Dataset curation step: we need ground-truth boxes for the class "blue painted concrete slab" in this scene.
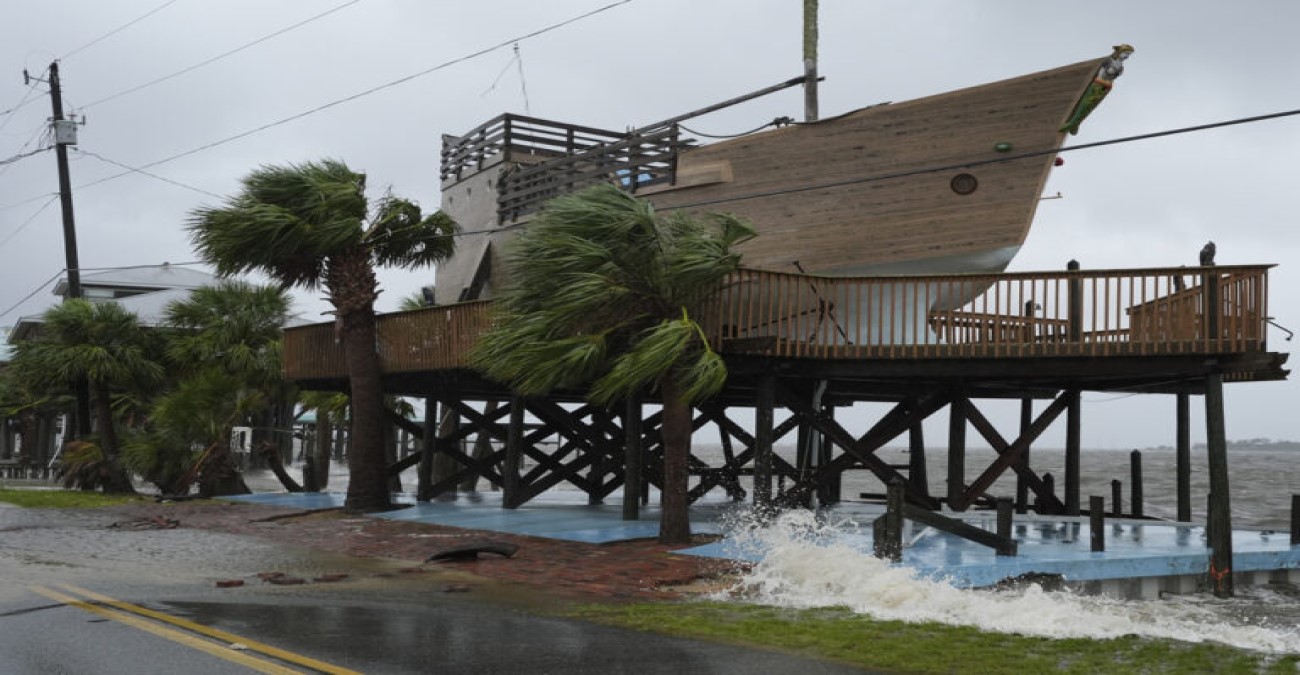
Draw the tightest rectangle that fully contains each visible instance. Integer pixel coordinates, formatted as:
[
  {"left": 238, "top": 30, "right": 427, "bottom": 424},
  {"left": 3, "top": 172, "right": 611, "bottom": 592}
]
[
  {"left": 225, "top": 490, "right": 728, "bottom": 544},
  {"left": 226, "top": 492, "right": 1300, "bottom": 588}
]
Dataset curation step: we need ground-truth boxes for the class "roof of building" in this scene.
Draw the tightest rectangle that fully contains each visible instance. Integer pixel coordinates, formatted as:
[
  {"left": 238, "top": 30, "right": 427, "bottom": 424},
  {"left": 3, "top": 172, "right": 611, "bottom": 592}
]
[{"left": 53, "top": 264, "right": 218, "bottom": 296}]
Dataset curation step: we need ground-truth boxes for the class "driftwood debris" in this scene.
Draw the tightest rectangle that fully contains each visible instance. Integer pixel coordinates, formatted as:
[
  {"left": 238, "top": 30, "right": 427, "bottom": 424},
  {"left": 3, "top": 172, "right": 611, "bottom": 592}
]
[{"left": 425, "top": 541, "right": 519, "bottom": 562}]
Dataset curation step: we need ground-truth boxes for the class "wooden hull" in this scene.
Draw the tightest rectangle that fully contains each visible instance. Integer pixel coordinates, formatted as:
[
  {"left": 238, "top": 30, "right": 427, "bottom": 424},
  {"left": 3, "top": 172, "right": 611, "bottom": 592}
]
[
  {"left": 434, "top": 57, "right": 1108, "bottom": 308},
  {"left": 644, "top": 58, "right": 1104, "bottom": 277}
]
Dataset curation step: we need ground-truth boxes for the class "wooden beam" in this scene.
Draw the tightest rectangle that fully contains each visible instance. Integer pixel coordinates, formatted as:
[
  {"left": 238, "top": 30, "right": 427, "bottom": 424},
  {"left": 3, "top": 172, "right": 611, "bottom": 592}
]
[{"left": 956, "top": 394, "right": 1067, "bottom": 513}]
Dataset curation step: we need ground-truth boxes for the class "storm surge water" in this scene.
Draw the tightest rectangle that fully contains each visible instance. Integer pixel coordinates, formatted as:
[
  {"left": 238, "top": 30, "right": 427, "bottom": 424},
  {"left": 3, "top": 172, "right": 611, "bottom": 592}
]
[{"left": 720, "top": 510, "right": 1300, "bottom": 654}]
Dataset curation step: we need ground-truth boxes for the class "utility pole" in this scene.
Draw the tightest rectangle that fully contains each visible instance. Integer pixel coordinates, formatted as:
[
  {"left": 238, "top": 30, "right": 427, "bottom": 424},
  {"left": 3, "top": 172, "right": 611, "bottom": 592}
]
[{"left": 29, "top": 61, "right": 91, "bottom": 437}]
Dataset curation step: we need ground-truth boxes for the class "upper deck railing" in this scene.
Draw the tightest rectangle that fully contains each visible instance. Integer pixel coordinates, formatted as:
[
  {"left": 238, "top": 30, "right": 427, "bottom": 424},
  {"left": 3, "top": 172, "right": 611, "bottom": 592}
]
[
  {"left": 439, "top": 113, "right": 693, "bottom": 223},
  {"left": 282, "top": 265, "right": 1273, "bottom": 381}
]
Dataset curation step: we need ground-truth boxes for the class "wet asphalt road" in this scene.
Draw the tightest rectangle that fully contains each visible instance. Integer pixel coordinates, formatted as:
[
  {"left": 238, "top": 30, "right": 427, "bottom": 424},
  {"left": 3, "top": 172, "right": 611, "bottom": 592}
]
[{"left": 0, "top": 503, "right": 869, "bottom": 674}]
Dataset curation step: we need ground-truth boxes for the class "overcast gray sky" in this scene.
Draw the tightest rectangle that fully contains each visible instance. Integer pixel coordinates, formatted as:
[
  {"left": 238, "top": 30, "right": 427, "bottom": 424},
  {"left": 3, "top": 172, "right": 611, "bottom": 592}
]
[{"left": 1, "top": 1, "right": 1298, "bottom": 448}]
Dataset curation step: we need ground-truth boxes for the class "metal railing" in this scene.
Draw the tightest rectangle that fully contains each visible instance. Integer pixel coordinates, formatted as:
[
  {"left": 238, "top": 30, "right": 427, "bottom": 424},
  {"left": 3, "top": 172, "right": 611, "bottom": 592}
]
[
  {"left": 282, "top": 265, "right": 1272, "bottom": 380},
  {"left": 438, "top": 113, "right": 693, "bottom": 224},
  {"left": 440, "top": 114, "right": 631, "bottom": 183}
]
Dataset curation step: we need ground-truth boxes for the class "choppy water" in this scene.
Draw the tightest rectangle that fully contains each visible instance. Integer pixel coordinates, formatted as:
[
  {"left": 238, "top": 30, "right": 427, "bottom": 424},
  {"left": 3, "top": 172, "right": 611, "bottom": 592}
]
[{"left": 722, "top": 509, "right": 1300, "bottom": 654}]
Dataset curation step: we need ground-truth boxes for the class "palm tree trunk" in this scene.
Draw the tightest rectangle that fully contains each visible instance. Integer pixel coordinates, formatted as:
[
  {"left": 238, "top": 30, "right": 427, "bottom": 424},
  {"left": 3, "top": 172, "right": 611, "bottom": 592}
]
[
  {"left": 341, "top": 306, "right": 392, "bottom": 511},
  {"left": 658, "top": 380, "right": 692, "bottom": 544},
  {"left": 93, "top": 381, "right": 135, "bottom": 494}
]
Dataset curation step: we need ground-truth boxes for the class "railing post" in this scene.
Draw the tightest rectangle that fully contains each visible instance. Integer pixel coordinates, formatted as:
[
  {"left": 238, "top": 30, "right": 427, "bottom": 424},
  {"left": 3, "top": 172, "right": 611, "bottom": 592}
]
[
  {"left": 1203, "top": 266, "right": 1221, "bottom": 347},
  {"left": 1090, "top": 495, "right": 1106, "bottom": 552},
  {"left": 1067, "top": 259, "right": 1082, "bottom": 343}
]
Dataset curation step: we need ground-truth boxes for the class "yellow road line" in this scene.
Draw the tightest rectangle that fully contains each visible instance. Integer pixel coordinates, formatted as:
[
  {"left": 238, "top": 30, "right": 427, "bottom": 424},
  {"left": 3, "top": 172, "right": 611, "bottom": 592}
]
[
  {"left": 29, "top": 586, "right": 301, "bottom": 675},
  {"left": 53, "top": 584, "right": 362, "bottom": 675}
]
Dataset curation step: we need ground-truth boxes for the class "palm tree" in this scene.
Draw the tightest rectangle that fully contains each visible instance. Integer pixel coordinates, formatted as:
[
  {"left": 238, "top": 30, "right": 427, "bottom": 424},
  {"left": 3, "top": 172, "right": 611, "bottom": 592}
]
[
  {"left": 470, "top": 184, "right": 753, "bottom": 543},
  {"left": 11, "top": 300, "right": 163, "bottom": 493},
  {"left": 160, "top": 281, "right": 293, "bottom": 496},
  {"left": 188, "top": 159, "right": 456, "bottom": 511}
]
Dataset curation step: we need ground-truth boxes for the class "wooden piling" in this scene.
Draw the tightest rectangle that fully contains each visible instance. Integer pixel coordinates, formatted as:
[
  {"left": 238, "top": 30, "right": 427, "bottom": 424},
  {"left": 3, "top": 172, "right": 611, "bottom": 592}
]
[
  {"left": 1015, "top": 398, "right": 1032, "bottom": 514},
  {"left": 873, "top": 477, "right": 904, "bottom": 562},
  {"left": 1204, "top": 370, "right": 1234, "bottom": 597},
  {"left": 1130, "top": 449, "right": 1144, "bottom": 518},
  {"left": 416, "top": 400, "right": 436, "bottom": 502},
  {"left": 1065, "top": 389, "right": 1081, "bottom": 516},
  {"left": 1090, "top": 495, "right": 1105, "bottom": 552},
  {"left": 503, "top": 395, "right": 524, "bottom": 509},
  {"left": 1111, "top": 479, "right": 1122, "bottom": 518},
  {"left": 996, "top": 498, "right": 1013, "bottom": 542},
  {"left": 947, "top": 395, "right": 967, "bottom": 511},
  {"left": 754, "top": 374, "right": 775, "bottom": 507},
  {"left": 1291, "top": 495, "right": 1299, "bottom": 546},
  {"left": 907, "top": 397, "right": 929, "bottom": 498},
  {"left": 1176, "top": 390, "right": 1192, "bottom": 522},
  {"left": 622, "top": 395, "right": 643, "bottom": 521}
]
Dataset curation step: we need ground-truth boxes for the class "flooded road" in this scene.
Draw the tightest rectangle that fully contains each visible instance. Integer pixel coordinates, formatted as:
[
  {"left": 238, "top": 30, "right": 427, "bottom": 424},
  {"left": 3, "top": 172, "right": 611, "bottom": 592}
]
[{"left": 0, "top": 503, "right": 867, "bottom": 674}]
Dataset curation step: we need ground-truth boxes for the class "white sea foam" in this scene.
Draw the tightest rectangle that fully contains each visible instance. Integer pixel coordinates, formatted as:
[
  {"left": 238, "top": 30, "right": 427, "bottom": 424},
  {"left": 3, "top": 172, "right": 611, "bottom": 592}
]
[{"left": 719, "top": 509, "right": 1300, "bottom": 654}]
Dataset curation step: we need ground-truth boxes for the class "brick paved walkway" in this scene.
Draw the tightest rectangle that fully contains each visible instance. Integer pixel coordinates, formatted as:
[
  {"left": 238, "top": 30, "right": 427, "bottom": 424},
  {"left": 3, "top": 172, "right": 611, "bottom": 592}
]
[{"left": 104, "top": 500, "right": 734, "bottom": 601}]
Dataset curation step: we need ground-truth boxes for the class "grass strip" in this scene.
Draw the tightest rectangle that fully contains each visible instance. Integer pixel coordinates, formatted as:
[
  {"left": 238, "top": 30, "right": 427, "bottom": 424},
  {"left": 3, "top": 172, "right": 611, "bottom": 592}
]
[
  {"left": 568, "top": 601, "right": 1299, "bottom": 674},
  {"left": 0, "top": 487, "right": 144, "bottom": 509}
]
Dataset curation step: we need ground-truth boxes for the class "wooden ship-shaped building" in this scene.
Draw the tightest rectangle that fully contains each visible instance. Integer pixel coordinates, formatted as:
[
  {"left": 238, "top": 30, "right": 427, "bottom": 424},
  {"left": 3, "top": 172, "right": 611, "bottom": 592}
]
[{"left": 282, "top": 49, "right": 1290, "bottom": 597}]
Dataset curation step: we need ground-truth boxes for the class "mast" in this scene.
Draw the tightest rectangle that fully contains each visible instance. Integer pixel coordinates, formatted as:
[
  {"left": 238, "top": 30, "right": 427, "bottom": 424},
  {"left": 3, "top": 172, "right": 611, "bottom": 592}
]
[{"left": 803, "top": 0, "right": 819, "bottom": 122}]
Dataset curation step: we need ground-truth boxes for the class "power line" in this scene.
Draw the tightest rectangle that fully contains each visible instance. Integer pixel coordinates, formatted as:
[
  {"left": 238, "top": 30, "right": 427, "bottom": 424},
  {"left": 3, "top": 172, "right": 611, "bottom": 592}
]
[
  {"left": 81, "top": 0, "right": 363, "bottom": 110},
  {"left": 0, "top": 195, "right": 58, "bottom": 248},
  {"left": 0, "top": 145, "right": 50, "bottom": 167},
  {"left": 78, "top": 260, "right": 206, "bottom": 272},
  {"left": 0, "top": 269, "right": 64, "bottom": 322},
  {"left": 61, "top": 0, "right": 183, "bottom": 61},
  {"left": 0, "top": 122, "right": 50, "bottom": 181},
  {"left": 0, "top": 192, "right": 57, "bottom": 215},
  {"left": 69, "top": 0, "right": 634, "bottom": 191},
  {"left": 73, "top": 148, "right": 223, "bottom": 198},
  {"left": 0, "top": 75, "right": 47, "bottom": 134}
]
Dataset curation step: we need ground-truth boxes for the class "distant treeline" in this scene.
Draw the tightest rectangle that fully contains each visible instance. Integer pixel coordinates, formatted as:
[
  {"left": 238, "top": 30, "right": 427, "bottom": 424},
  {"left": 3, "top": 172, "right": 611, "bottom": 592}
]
[{"left": 1143, "top": 438, "right": 1300, "bottom": 452}]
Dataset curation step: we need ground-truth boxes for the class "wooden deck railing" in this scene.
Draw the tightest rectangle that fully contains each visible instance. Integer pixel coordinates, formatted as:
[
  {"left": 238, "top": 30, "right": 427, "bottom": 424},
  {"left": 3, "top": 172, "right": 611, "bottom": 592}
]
[
  {"left": 704, "top": 265, "right": 1269, "bottom": 359},
  {"left": 281, "top": 265, "right": 1272, "bottom": 380}
]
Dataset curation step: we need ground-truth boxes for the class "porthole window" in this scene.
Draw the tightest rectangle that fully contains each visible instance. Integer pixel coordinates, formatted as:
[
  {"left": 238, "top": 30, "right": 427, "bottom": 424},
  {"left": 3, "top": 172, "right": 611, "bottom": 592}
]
[{"left": 950, "top": 173, "right": 978, "bottom": 195}]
